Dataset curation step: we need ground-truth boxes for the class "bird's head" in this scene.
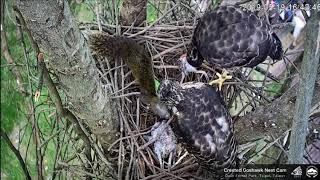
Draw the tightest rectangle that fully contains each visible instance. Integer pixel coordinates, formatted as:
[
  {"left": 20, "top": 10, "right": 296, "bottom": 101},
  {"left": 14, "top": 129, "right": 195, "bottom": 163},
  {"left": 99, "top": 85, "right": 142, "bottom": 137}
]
[
  {"left": 269, "top": 32, "right": 283, "bottom": 60},
  {"left": 158, "top": 79, "right": 181, "bottom": 106},
  {"left": 178, "top": 53, "right": 198, "bottom": 76},
  {"left": 186, "top": 46, "right": 204, "bottom": 68}
]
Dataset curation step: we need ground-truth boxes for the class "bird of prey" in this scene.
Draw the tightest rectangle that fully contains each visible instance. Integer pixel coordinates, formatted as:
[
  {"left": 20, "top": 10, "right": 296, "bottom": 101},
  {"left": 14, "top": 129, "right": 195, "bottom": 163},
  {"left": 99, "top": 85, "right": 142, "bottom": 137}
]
[
  {"left": 180, "top": 5, "right": 283, "bottom": 90},
  {"left": 158, "top": 80, "right": 237, "bottom": 174},
  {"left": 89, "top": 33, "right": 237, "bottom": 175}
]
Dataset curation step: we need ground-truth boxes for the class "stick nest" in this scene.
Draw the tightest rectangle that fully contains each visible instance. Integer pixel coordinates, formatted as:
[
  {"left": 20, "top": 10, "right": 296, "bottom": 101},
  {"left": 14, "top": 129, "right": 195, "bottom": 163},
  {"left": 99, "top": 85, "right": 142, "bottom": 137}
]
[{"left": 71, "top": 1, "right": 317, "bottom": 179}]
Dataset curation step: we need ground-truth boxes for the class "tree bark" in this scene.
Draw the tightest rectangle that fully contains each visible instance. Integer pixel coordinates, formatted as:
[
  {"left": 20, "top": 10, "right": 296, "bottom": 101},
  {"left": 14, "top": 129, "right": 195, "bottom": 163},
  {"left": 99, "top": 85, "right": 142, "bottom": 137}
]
[
  {"left": 287, "top": 10, "right": 320, "bottom": 164},
  {"left": 15, "top": 0, "right": 119, "bottom": 153},
  {"left": 120, "top": 0, "right": 147, "bottom": 26},
  {"left": 235, "top": 69, "right": 320, "bottom": 144}
]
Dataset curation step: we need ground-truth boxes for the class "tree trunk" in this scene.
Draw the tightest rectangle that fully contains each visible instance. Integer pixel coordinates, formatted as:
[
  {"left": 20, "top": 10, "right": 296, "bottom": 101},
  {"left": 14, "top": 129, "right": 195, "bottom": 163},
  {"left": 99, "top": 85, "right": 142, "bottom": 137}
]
[
  {"left": 15, "top": 0, "right": 119, "bottom": 152},
  {"left": 235, "top": 75, "right": 320, "bottom": 144},
  {"left": 120, "top": 0, "right": 147, "bottom": 26},
  {"left": 287, "top": 10, "right": 320, "bottom": 164}
]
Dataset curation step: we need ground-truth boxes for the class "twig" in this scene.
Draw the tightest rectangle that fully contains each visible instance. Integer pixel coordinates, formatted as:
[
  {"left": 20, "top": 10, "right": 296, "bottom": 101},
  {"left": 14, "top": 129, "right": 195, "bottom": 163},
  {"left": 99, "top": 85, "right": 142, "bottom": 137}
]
[
  {"left": 137, "top": 116, "right": 175, "bottom": 151},
  {"left": 39, "top": 130, "right": 61, "bottom": 149},
  {"left": 16, "top": 14, "right": 44, "bottom": 179},
  {"left": 95, "top": 0, "right": 102, "bottom": 32},
  {"left": 128, "top": 4, "right": 179, "bottom": 38},
  {"left": 247, "top": 130, "right": 289, "bottom": 164},
  {"left": 0, "top": 129, "right": 32, "bottom": 180},
  {"left": 255, "top": 66, "right": 280, "bottom": 83},
  {"left": 108, "top": 129, "right": 152, "bottom": 151},
  {"left": 1, "top": 3, "right": 26, "bottom": 95},
  {"left": 111, "top": 92, "right": 141, "bottom": 99},
  {"left": 153, "top": 42, "right": 188, "bottom": 59}
]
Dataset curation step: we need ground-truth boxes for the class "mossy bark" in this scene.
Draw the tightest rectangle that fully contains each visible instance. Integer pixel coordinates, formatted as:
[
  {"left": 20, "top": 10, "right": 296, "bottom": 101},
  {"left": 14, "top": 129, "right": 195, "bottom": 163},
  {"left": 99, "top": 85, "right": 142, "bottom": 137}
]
[
  {"left": 288, "top": 10, "right": 320, "bottom": 164},
  {"left": 16, "top": 0, "right": 119, "bottom": 155}
]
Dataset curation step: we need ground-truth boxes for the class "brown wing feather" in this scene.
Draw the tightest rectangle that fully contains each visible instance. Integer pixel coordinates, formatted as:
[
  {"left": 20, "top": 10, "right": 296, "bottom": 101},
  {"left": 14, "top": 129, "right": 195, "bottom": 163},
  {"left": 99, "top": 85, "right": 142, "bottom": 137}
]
[
  {"left": 193, "top": 5, "right": 273, "bottom": 68},
  {"left": 169, "top": 82, "right": 237, "bottom": 172}
]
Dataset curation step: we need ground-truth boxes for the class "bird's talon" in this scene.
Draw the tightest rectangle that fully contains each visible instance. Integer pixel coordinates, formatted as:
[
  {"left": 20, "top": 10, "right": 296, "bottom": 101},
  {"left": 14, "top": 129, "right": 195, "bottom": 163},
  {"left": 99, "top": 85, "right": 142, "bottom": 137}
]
[{"left": 209, "top": 70, "right": 232, "bottom": 91}]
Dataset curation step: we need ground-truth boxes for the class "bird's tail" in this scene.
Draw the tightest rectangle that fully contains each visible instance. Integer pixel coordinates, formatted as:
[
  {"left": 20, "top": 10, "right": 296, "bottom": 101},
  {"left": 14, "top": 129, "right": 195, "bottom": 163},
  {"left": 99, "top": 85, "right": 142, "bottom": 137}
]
[{"left": 269, "top": 33, "right": 284, "bottom": 60}]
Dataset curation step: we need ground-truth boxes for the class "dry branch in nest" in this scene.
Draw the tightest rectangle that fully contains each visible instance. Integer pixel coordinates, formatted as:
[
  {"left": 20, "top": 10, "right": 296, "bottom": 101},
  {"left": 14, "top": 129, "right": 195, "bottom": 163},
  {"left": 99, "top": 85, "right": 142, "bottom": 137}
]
[{"left": 76, "top": 1, "right": 318, "bottom": 179}]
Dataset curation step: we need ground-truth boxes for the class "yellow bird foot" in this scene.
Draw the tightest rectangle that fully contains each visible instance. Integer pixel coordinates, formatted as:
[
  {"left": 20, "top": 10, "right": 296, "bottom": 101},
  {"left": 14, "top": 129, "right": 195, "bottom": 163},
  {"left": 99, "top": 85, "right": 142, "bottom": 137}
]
[{"left": 209, "top": 70, "right": 232, "bottom": 91}]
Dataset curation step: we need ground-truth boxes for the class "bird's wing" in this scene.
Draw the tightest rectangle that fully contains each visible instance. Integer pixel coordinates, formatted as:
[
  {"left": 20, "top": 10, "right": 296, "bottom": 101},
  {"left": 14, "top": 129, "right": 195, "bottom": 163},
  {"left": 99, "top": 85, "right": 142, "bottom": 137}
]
[
  {"left": 172, "top": 83, "right": 237, "bottom": 169},
  {"left": 193, "top": 6, "right": 272, "bottom": 68}
]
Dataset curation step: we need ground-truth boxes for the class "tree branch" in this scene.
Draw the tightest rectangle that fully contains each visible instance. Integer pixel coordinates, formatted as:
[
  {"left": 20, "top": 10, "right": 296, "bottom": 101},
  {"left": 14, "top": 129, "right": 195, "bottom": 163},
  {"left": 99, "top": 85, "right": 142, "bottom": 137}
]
[
  {"left": 1, "top": 0, "right": 26, "bottom": 96},
  {"left": 0, "top": 129, "right": 32, "bottom": 180},
  {"left": 13, "top": 3, "right": 45, "bottom": 179},
  {"left": 288, "top": 10, "right": 320, "bottom": 164},
  {"left": 235, "top": 71, "right": 320, "bottom": 144},
  {"left": 15, "top": 0, "right": 119, "bottom": 165}
]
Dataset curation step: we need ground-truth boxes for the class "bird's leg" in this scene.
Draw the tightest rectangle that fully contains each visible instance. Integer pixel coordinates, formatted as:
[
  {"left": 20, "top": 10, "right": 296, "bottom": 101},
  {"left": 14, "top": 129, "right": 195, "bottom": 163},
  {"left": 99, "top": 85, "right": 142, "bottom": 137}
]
[
  {"left": 195, "top": 70, "right": 209, "bottom": 81},
  {"left": 168, "top": 152, "right": 173, "bottom": 171},
  {"left": 180, "top": 70, "right": 209, "bottom": 84},
  {"left": 209, "top": 69, "right": 232, "bottom": 91},
  {"left": 154, "top": 147, "right": 164, "bottom": 169},
  {"left": 158, "top": 153, "right": 164, "bottom": 169},
  {"left": 179, "top": 54, "right": 209, "bottom": 83},
  {"left": 180, "top": 72, "right": 185, "bottom": 84}
]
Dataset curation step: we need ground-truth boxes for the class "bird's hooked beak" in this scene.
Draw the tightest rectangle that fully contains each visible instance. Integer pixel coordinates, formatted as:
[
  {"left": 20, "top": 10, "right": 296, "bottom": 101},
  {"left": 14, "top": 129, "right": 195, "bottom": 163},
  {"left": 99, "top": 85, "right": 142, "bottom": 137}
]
[
  {"left": 179, "top": 53, "right": 198, "bottom": 72},
  {"left": 178, "top": 53, "right": 203, "bottom": 83},
  {"left": 178, "top": 53, "right": 188, "bottom": 69},
  {"left": 178, "top": 53, "right": 195, "bottom": 75},
  {"left": 179, "top": 53, "right": 187, "bottom": 60}
]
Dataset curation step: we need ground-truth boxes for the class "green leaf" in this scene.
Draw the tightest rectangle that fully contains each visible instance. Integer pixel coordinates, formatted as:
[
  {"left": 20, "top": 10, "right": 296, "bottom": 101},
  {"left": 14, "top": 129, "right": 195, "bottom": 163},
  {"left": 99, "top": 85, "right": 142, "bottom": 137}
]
[
  {"left": 154, "top": 79, "right": 160, "bottom": 92},
  {"left": 147, "top": 3, "right": 157, "bottom": 23}
]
